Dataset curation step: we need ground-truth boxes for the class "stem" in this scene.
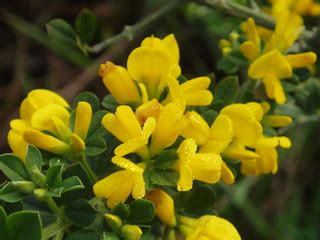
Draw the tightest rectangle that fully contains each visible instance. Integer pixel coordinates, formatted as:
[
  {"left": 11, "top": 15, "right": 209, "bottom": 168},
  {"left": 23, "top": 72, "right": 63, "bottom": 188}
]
[
  {"left": 42, "top": 219, "right": 70, "bottom": 240},
  {"left": 89, "top": 0, "right": 186, "bottom": 53},
  {"left": 44, "top": 196, "right": 65, "bottom": 221},
  {"left": 78, "top": 153, "right": 98, "bottom": 184},
  {"left": 197, "top": 0, "right": 275, "bottom": 29}
]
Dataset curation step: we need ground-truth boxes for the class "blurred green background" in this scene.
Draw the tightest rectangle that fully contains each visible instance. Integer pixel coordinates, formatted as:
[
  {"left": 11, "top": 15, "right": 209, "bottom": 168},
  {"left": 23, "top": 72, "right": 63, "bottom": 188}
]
[{"left": 0, "top": 0, "right": 319, "bottom": 239}]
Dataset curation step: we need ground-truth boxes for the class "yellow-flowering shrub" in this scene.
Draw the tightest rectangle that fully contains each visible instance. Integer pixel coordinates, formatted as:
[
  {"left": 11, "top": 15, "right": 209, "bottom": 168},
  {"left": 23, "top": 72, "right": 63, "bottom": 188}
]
[{"left": 1, "top": 1, "right": 319, "bottom": 239}]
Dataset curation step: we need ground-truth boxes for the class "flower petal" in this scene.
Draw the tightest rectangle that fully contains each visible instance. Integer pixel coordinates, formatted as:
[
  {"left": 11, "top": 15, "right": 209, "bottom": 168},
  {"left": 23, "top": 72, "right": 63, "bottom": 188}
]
[
  {"left": 189, "top": 153, "right": 222, "bottom": 184},
  {"left": 248, "top": 50, "right": 292, "bottom": 79},
  {"left": 74, "top": 101, "right": 92, "bottom": 140},
  {"left": 182, "top": 111, "right": 210, "bottom": 146}
]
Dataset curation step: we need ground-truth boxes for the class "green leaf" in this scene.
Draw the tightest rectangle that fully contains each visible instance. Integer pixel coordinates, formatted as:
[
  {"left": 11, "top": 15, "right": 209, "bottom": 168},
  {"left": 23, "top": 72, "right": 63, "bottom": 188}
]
[
  {"left": 63, "top": 163, "right": 90, "bottom": 187},
  {"left": 75, "top": 9, "right": 97, "bottom": 44},
  {"left": 214, "top": 76, "right": 239, "bottom": 105},
  {"left": 184, "top": 185, "right": 216, "bottom": 215},
  {"left": 25, "top": 145, "right": 42, "bottom": 177},
  {"left": 45, "top": 187, "right": 64, "bottom": 198},
  {"left": 102, "top": 95, "right": 119, "bottom": 112},
  {"left": 211, "top": 99, "right": 224, "bottom": 112},
  {"left": 73, "top": 91, "right": 100, "bottom": 113},
  {"left": 61, "top": 176, "right": 84, "bottom": 193},
  {"left": 217, "top": 56, "right": 239, "bottom": 74},
  {"left": 0, "top": 154, "right": 30, "bottom": 181},
  {"left": 112, "top": 202, "right": 130, "bottom": 220},
  {"left": 0, "top": 207, "right": 6, "bottom": 239},
  {"left": 0, "top": 207, "right": 7, "bottom": 222},
  {"left": 128, "top": 199, "right": 155, "bottom": 224},
  {"left": 64, "top": 198, "right": 96, "bottom": 227},
  {"left": 141, "top": 233, "right": 156, "bottom": 240},
  {"left": 46, "top": 164, "right": 63, "bottom": 188},
  {"left": 102, "top": 232, "right": 120, "bottom": 240},
  {"left": 0, "top": 183, "right": 22, "bottom": 207},
  {"left": 150, "top": 169, "right": 179, "bottom": 187},
  {"left": 86, "top": 137, "right": 107, "bottom": 156},
  {"left": 4, "top": 211, "right": 42, "bottom": 240},
  {"left": 201, "top": 110, "right": 218, "bottom": 126},
  {"left": 153, "top": 149, "right": 178, "bottom": 170},
  {"left": 66, "top": 230, "right": 100, "bottom": 240},
  {"left": 87, "top": 110, "right": 108, "bottom": 138},
  {"left": 143, "top": 169, "right": 155, "bottom": 191},
  {"left": 46, "top": 19, "right": 77, "bottom": 49}
]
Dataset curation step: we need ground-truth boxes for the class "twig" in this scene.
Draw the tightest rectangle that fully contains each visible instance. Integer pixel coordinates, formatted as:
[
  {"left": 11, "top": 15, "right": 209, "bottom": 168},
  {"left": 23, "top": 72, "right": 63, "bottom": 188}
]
[
  {"left": 58, "top": 41, "right": 129, "bottom": 101},
  {"left": 89, "top": 0, "right": 186, "bottom": 54},
  {"left": 197, "top": 0, "right": 275, "bottom": 29}
]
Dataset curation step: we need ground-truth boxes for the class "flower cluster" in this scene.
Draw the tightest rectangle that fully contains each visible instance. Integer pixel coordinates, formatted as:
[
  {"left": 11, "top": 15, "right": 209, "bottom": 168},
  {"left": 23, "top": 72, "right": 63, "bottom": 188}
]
[
  {"left": 91, "top": 34, "right": 294, "bottom": 239},
  {"left": 8, "top": 90, "right": 93, "bottom": 159},
  {"left": 220, "top": 7, "right": 317, "bottom": 105}
]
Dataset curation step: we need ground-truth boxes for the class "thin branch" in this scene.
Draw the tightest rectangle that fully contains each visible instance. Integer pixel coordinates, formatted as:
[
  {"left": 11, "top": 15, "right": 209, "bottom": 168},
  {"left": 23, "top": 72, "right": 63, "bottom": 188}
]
[
  {"left": 197, "top": 0, "right": 275, "bottom": 29},
  {"left": 89, "top": 0, "right": 186, "bottom": 54}
]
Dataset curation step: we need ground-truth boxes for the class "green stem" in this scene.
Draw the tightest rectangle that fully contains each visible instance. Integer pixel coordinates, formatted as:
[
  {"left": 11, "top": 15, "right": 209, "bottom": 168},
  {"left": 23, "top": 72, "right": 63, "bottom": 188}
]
[
  {"left": 197, "top": 0, "right": 275, "bottom": 28},
  {"left": 44, "top": 196, "right": 65, "bottom": 221},
  {"left": 89, "top": 0, "right": 186, "bottom": 53},
  {"left": 78, "top": 153, "right": 98, "bottom": 184},
  {"left": 42, "top": 219, "right": 70, "bottom": 240}
]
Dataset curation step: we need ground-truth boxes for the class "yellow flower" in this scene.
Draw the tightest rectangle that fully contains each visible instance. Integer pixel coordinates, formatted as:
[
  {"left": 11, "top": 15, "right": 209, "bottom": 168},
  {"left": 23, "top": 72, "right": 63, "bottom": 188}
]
[
  {"left": 149, "top": 101, "right": 186, "bottom": 157},
  {"left": 23, "top": 129, "right": 71, "bottom": 154},
  {"left": 73, "top": 101, "right": 92, "bottom": 140},
  {"left": 19, "top": 89, "right": 69, "bottom": 121},
  {"left": 220, "top": 103, "right": 263, "bottom": 146},
  {"left": 240, "top": 15, "right": 316, "bottom": 105},
  {"left": 127, "top": 34, "right": 181, "bottom": 99},
  {"left": 99, "top": 61, "right": 141, "bottom": 106},
  {"left": 265, "top": 12, "right": 303, "bottom": 53},
  {"left": 285, "top": 52, "right": 317, "bottom": 68},
  {"left": 174, "top": 138, "right": 222, "bottom": 191},
  {"left": 25, "top": 100, "right": 93, "bottom": 155},
  {"left": 93, "top": 156, "right": 145, "bottom": 208},
  {"left": 179, "top": 215, "right": 241, "bottom": 240},
  {"left": 181, "top": 112, "right": 234, "bottom": 184},
  {"left": 248, "top": 50, "right": 292, "bottom": 104},
  {"left": 8, "top": 88, "right": 94, "bottom": 160},
  {"left": 101, "top": 105, "right": 156, "bottom": 158},
  {"left": 7, "top": 120, "right": 30, "bottom": 160},
  {"left": 7, "top": 89, "right": 70, "bottom": 159},
  {"left": 270, "top": 0, "right": 320, "bottom": 16},
  {"left": 237, "top": 101, "right": 292, "bottom": 176},
  {"left": 145, "top": 189, "right": 177, "bottom": 226},
  {"left": 241, "top": 136, "right": 291, "bottom": 175},
  {"left": 163, "top": 76, "right": 213, "bottom": 106},
  {"left": 240, "top": 18, "right": 261, "bottom": 61},
  {"left": 260, "top": 101, "right": 292, "bottom": 128}
]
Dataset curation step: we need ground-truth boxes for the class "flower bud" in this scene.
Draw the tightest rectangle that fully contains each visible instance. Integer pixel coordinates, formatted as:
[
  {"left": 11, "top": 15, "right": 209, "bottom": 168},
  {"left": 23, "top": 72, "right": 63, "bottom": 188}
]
[
  {"left": 99, "top": 61, "right": 141, "bottom": 106},
  {"left": 120, "top": 224, "right": 142, "bottom": 240},
  {"left": 31, "top": 166, "right": 47, "bottom": 187},
  {"left": 12, "top": 181, "right": 35, "bottom": 193},
  {"left": 33, "top": 188, "right": 47, "bottom": 201},
  {"left": 70, "top": 133, "right": 85, "bottom": 153},
  {"left": 105, "top": 214, "right": 122, "bottom": 232}
]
